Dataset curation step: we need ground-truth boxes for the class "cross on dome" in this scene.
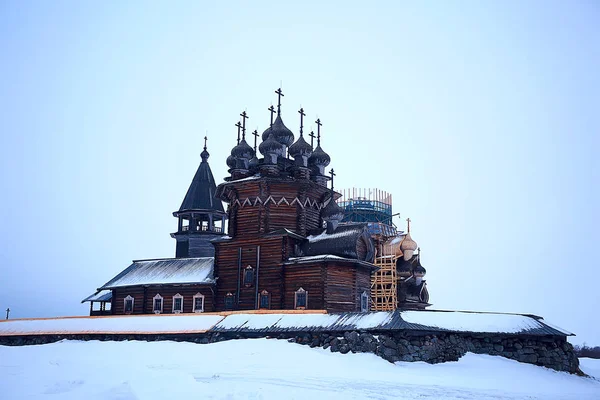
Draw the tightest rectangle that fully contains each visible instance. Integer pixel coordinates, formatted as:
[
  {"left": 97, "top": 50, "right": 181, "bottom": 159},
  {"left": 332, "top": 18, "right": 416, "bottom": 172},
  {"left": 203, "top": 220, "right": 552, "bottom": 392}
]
[
  {"left": 275, "top": 88, "right": 284, "bottom": 115},
  {"left": 298, "top": 108, "right": 306, "bottom": 135}
]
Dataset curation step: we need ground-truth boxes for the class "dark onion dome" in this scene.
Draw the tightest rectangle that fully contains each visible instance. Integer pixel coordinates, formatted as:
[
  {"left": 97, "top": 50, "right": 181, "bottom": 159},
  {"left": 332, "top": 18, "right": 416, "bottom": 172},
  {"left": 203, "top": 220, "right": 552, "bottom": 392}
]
[
  {"left": 231, "top": 138, "right": 254, "bottom": 160},
  {"left": 321, "top": 196, "right": 344, "bottom": 222},
  {"left": 413, "top": 262, "right": 427, "bottom": 276},
  {"left": 262, "top": 114, "right": 294, "bottom": 146},
  {"left": 288, "top": 134, "right": 313, "bottom": 159},
  {"left": 308, "top": 145, "right": 331, "bottom": 169},
  {"left": 259, "top": 131, "right": 284, "bottom": 157},
  {"left": 201, "top": 148, "right": 210, "bottom": 162},
  {"left": 226, "top": 154, "right": 236, "bottom": 169}
]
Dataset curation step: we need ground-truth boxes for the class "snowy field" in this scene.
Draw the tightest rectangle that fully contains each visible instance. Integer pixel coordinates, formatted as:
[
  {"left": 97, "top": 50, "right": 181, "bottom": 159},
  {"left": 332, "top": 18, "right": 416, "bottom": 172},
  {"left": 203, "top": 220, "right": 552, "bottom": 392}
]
[{"left": 0, "top": 339, "right": 599, "bottom": 400}]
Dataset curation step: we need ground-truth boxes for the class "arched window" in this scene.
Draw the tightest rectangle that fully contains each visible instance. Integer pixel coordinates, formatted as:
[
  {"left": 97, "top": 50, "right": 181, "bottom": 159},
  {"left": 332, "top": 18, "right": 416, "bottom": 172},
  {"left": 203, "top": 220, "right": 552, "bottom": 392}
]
[
  {"left": 225, "top": 292, "right": 235, "bottom": 310},
  {"left": 243, "top": 266, "right": 254, "bottom": 288},
  {"left": 124, "top": 295, "right": 134, "bottom": 314},
  {"left": 153, "top": 294, "right": 163, "bottom": 314},
  {"left": 172, "top": 293, "right": 184, "bottom": 313},
  {"left": 259, "top": 290, "right": 270, "bottom": 309},
  {"left": 361, "top": 291, "right": 369, "bottom": 312},
  {"left": 193, "top": 293, "right": 205, "bottom": 313},
  {"left": 295, "top": 287, "right": 308, "bottom": 310}
]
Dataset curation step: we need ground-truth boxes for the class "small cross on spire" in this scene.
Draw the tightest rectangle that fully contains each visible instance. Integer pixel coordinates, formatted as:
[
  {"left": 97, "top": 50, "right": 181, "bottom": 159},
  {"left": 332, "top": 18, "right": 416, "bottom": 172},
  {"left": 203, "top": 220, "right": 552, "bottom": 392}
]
[
  {"left": 203, "top": 136, "right": 208, "bottom": 151},
  {"left": 309, "top": 130, "right": 316, "bottom": 149},
  {"left": 268, "top": 105, "right": 276, "bottom": 127},
  {"left": 235, "top": 121, "right": 242, "bottom": 145},
  {"left": 406, "top": 218, "right": 411, "bottom": 233},
  {"left": 5, "top": 308, "right": 10, "bottom": 320},
  {"left": 315, "top": 118, "right": 322, "bottom": 146},
  {"left": 298, "top": 108, "right": 306, "bottom": 136},
  {"left": 329, "top": 168, "right": 336, "bottom": 191},
  {"left": 240, "top": 111, "right": 249, "bottom": 140},
  {"left": 275, "top": 88, "right": 284, "bottom": 115},
  {"left": 252, "top": 129, "right": 259, "bottom": 152}
]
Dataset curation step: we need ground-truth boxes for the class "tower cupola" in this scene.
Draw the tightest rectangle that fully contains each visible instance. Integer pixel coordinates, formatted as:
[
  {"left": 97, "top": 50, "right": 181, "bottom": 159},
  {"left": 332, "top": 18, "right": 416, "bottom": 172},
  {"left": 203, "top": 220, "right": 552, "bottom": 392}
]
[
  {"left": 400, "top": 218, "right": 418, "bottom": 261},
  {"left": 172, "top": 136, "right": 227, "bottom": 258}
]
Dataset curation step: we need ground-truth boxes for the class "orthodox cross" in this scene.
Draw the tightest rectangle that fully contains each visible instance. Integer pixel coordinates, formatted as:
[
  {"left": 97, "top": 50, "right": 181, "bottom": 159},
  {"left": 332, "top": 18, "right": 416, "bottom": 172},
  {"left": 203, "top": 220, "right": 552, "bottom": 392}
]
[
  {"left": 235, "top": 121, "right": 242, "bottom": 145},
  {"left": 406, "top": 217, "right": 411, "bottom": 233},
  {"left": 268, "top": 105, "right": 276, "bottom": 127},
  {"left": 329, "top": 168, "right": 336, "bottom": 191},
  {"left": 203, "top": 136, "right": 208, "bottom": 151},
  {"left": 275, "top": 88, "right": 284, "bottom": 115},
  {"left": 5, "top": 308, "right": 9, "bottom": 320},
  {"left": 298, "top": 108, "right": 306, "bottom": 135},
  {"left": 240, "top": 111, "right": 249, "bottom": 140},
  {"left": 309, "top": 130, "right": 316, "bottom": 149},
  {"left": 315, "top": 118, "right": 322, "bottom": 146},
  {"left": 252, "top": 129, "right": 259, "bottom": 152}
]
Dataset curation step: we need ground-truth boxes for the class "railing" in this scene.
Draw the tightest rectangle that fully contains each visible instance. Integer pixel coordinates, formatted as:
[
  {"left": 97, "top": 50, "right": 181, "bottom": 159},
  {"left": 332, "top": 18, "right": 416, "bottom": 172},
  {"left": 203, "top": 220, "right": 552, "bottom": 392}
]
[{"left": 181, "top": 225, "right": 224, "bottom": 233}]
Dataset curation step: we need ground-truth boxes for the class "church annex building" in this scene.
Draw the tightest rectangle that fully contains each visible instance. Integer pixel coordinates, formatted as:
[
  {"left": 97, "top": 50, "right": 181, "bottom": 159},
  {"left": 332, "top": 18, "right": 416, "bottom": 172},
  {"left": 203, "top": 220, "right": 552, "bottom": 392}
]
[{"left": 83, "top": 89, "right": 429, "bottom": 316}]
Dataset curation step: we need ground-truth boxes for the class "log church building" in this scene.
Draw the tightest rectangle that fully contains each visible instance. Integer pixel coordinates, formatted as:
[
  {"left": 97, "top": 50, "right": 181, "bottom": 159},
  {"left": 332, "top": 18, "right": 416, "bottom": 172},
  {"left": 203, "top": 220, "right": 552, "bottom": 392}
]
[{"left": 83, "top": 89, "right": 430, "bottom": 316}]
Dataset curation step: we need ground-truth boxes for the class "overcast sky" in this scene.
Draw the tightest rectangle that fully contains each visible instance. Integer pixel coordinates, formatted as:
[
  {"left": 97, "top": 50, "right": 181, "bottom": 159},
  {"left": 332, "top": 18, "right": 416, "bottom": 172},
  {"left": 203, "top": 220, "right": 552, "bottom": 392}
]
[{"left": 0, "top": 1, "right": 598, "bottom": 344}]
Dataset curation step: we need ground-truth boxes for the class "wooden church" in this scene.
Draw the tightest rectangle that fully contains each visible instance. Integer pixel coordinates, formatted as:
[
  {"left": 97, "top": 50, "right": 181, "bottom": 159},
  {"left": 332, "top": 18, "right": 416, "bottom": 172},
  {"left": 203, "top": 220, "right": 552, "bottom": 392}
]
[{"left": 82, "top": 89, "right": 429, "bottom": 316}]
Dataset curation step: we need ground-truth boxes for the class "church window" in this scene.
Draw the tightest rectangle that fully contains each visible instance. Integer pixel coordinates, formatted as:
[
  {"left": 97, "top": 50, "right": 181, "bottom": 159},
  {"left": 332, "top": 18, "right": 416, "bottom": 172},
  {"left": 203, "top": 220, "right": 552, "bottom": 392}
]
[
  {"left": 259, "top": 290, "right": 270, "bottom": 309},
  {"left": 193, "top": 293, "right": 205, "bottom": 313},
  {"left": 361, "top": 291, "right": 369, "bottom": 312},
  {"left": 172, "top": 293, "right": 184, "bottom": 313},
  {"left": 225, "top": 292, "right": 235, "bottom": 310},
  {"left": 243, "top": 266, "right": 254, "bottom": 287},
  {"left": 153, "top": 294, "right": 163, "bottom": 314},
  {"left": 124, "top": 295, "right": 134, "bottom": 314},
  {"left": 295, "top": 287, "right": 308, "bottom": 309}
]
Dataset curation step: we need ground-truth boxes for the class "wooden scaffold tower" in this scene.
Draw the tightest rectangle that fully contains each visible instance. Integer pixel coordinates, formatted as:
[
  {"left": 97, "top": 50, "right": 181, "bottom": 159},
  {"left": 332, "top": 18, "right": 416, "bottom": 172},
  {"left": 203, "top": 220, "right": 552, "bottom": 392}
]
[{"left": 370, "top": 241, "right": 398, "bottom": 311}]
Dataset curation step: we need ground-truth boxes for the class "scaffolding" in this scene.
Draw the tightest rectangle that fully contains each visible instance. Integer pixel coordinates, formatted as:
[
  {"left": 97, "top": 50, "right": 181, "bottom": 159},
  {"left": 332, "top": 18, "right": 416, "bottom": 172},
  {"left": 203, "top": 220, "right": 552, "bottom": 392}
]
[
  {"left": 370, "top": 243, "right": 398, "bottom": 311},
  {"left": 337, "top": 188, "right": 400, "bottom": 311}
]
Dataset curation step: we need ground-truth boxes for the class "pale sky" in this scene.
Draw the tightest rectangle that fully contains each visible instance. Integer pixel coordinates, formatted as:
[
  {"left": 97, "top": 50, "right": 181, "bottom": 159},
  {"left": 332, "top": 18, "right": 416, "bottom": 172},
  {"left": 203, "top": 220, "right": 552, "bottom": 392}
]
[{"left": 0, "top": 1, "right": 598, "bottom": 345}]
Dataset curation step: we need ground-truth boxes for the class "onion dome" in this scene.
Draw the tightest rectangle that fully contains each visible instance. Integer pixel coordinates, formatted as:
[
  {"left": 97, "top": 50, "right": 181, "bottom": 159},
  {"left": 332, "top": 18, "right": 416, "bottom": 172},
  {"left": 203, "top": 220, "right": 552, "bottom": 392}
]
[
  {"left": 262, "top": 114, "right": 294, "bottom": 146},
  {"left": 289, "top": 134, "right": 313, "bottom": 160},
  {"left": 231, "top": 139, "right": 254, "bottom": 160},
  {"left": 309, "top": 145, "right": 331, "bottom": 169},
  {"left": 201, "top": 148, "right": 210, "bottom": 162},
  {"left": 259, "top": 131, "right": 284, "bottom": 157},
  {"left": 226, "top": 154, "right": 236, "bottom": 169},
  {"left": 414, "top": 263, "right": 426, "bottom": 276},
  {"left": 400, "top": 232, "right": 418, "bottom": 261},
  {"left": 321, "top": 197, "right": 344, "bottom": 222}
]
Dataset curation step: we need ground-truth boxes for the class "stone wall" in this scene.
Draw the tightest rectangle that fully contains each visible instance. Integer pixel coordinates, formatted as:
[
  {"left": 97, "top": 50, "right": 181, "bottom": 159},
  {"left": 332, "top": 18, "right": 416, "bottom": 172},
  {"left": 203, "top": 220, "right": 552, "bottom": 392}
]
[{"left": 0, "top": 330, "right": 582, "bottom": 374}]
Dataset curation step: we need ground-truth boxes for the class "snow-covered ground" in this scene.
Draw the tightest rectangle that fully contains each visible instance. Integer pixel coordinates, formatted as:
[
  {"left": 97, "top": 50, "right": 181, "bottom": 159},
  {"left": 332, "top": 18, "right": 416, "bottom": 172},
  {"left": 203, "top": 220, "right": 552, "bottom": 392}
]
[{"left": 0, "top": 339, "right": 598, "bottom": 400}]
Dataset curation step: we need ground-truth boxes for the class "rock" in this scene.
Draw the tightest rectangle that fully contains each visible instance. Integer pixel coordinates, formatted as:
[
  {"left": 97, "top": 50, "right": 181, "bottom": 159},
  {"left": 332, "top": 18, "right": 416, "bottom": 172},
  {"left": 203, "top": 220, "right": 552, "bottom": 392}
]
[{"left": 493, "top": 344, "right": 504, "bottom": 352}]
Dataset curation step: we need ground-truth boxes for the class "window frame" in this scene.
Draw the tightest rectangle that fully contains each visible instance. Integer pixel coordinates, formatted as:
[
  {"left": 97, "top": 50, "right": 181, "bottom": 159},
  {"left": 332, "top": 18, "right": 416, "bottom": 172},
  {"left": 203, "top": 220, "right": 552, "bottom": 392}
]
[
  {"left": 360, "top": 291, "right": 369, "bottom": 312},
  {"left": 294, "top": 287, "right": 308, "bottom": 310},
  {"left": 172, "top": 293, "right": 184, "bottom": 314},
  {"left": 243, "top": 265, "right": 254, "bottom": 288},
  {"left": 225, "top": 292, "right": 235, "bottom": 310},
  {"left": 192, "top": 293, "right": 205, "bottom": 313},
  {"left": 259, "top": 290, "right": 270, "bottom": 309},
  {"left": 124, "top": 295, "right": 134, "bottom": 314},
  {"left": 153, "top": 294, "right": 163, "bottom": 314}
]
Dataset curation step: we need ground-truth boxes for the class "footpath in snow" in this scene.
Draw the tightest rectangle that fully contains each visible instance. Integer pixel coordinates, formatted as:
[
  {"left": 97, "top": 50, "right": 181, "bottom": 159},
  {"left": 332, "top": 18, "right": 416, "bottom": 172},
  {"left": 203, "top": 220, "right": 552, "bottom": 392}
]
[{"left": 0, "top": 339, "right": 598, "bottom": 400}]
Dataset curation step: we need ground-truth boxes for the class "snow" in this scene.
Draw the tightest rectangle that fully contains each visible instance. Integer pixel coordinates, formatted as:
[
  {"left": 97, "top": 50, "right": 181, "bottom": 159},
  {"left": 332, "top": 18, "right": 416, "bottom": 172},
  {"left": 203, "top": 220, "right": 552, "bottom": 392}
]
[
  {"left": 306, "top": 228, "right": 357, "bottom": 243},
  {"left": 401, "top": 310, "right": 567, "bottom": 334},
  {"left": 0, "top": 314, "right": 224, "bottom": 335},
  {"left": 287, "top": 254, "right": 346, "bottom": 262},
  {"left": 0, "top": 339, "right": 598, "bottom": 399},
  {"left": 580, "top": 358, "right": 600, "bottom": 380},
  {"left": 101, "top": 257, "right": 215, "bottom": 289}
]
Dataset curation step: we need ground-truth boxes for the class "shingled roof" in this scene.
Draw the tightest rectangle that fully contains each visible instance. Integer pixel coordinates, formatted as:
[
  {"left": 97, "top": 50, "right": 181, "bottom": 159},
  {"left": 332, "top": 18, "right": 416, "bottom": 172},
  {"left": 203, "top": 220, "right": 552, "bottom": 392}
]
[
  {"left": 300, "top": 223, "right": 375, "bottom": 262},
  {"left": 178, "top": 152, "right": 225, "bottom": 213},
  {"left": 99, "top": 257, "right": 215, "bottom": 289}
]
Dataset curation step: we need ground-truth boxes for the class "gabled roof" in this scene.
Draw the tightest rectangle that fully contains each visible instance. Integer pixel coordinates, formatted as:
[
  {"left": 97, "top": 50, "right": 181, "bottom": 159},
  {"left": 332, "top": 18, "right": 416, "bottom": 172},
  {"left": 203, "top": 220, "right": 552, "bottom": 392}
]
[
  {"left": 178, "top": 157, "right": 225, "bottom": 214},
  {"left": 99, "top": 257, "right": 215, "bottom": 290},
  {"left": 301, "top": 223, "right": 374, "bottom": 261},
  {"left": 81, "top": 290, "right": 112, "bottom": 303}
]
